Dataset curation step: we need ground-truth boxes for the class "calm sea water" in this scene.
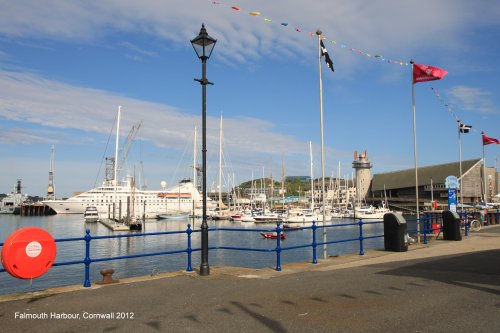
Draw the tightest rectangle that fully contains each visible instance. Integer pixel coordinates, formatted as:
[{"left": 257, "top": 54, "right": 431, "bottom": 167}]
[{"left": 0, "top": 214, "right": 388, "bottom": 295}]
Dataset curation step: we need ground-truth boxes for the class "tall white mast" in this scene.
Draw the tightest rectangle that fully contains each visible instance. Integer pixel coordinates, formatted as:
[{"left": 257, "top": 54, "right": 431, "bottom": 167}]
[
  {"left": 310, "top": 141, "right": 314, "bottom": 211},
  {"left": 281, "top": 157, "right": 285, "bottom": 210},
  {"left": 193, "top": 125, "right": 197, "bottom": 190},
  {"left": 114, "top": 106, "right": 121, "bottom": 186},
  {"left": 218, "top": 114, "right": 223, "bottom": 208},
  {"left": 114, "top": 106, "right": 121, "bottom": 219},
  {"left": 337, "top": 161, "right": 341, "bottom": 210}
]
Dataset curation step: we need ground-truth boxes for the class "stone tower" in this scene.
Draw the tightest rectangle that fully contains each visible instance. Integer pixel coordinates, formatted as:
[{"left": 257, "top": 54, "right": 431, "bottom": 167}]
[{"left": 352, "top": 150, "right": 372, "bottom": 204}]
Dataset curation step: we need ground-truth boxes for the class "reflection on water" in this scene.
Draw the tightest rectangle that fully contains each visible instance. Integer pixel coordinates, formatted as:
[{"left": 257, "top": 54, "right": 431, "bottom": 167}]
[{"left": 0, "top": 214, "right": 386, "bottom": 295}]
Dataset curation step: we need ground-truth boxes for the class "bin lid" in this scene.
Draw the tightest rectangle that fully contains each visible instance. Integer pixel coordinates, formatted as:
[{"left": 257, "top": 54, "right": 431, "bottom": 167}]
[
  {"left": 1, "top": 227, "right": 57, "bottom": 279},
  {"left": 442, "top": 210, "right": 460, "bottom": 220},
  {"left": 384, "top": 212, "right": 407, "bottom": 225}
]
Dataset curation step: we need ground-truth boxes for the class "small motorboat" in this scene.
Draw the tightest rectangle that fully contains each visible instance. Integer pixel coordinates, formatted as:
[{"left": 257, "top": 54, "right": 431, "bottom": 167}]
[
  {"left": 83, "top": 206, "right": 100, "bottom": 223},
  {"left": 230, "top": 214, "right": 242, "bottom": 221},
  {"left": 260, "top": 232, "right": 286, "bottom": 240}
]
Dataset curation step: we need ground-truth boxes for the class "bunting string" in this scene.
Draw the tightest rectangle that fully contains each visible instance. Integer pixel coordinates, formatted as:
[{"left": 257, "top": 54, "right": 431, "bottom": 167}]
[
  {"left": 430, "top": 87, "right": 479, "bottom": 134},
  {"left": 207, "top": 0, "right": 410, "bottom": 67}
]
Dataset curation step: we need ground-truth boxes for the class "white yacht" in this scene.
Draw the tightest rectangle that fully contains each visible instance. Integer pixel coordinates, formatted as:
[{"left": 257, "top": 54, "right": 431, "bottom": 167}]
[
  {"left": 83, "top": 206, "right": 100, "bottom": 223},
  {"left": 43, "top": 178, "right": 208, "bottom": 219},
  {"left": 347, "top": 203, "right": 392, "bottom": 220},
  {"left": 284, "top": 208, "right": 331, "bottom": 223}
]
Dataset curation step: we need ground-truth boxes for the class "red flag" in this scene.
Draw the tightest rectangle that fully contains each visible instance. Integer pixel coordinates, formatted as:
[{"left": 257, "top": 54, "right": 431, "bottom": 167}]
[
  {"left": 482, "top": 133, "right": 500, "bottom": 145},
  {"left": 413, "top": 64, "right": 448, "bottom": 84}
]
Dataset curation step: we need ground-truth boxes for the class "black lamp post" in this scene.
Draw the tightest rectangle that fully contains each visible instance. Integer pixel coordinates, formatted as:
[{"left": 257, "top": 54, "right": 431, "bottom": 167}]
[{"left": 191, "top": 23, "right": 216, "bottom": 276}]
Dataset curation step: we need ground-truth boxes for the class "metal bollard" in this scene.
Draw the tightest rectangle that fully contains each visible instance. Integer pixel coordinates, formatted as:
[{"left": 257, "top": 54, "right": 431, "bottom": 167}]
[{"left": 96, "top": 269, "right": 119, "bottom": 284}]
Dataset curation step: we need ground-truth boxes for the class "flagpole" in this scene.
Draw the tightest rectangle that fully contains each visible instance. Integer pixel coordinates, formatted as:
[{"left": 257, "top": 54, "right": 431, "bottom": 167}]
[
  {"left": 458, "top": 121, "right": 463, "bottom": 213},
  {"left": 482, "top": 132, "right": 486, "bottom": 203},
  {"left": 410, "top": 60, "right": 420, "bottom": 243},
  {"left": 316, "top": 29, "right": 327, "bottom": 259}
]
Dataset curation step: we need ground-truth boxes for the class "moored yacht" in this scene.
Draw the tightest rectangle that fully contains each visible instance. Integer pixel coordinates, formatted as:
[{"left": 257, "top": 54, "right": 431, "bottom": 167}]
[{"left": 43, "top": 178, "right": 207, "bottom": 219}]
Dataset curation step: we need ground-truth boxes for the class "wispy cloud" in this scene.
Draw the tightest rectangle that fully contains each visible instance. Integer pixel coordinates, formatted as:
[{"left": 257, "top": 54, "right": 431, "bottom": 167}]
[
  {"left": 1, "top": 1, "right": 499, "bottom": 65},
  {"left": 0, "top": 68, "right": 311, "bottom": 163},
  {"left": 448, "top": 85, "right": 498, "bottom": 115},
  {"left": 117, "top": 41, "right": 159, "bottom": 59}
]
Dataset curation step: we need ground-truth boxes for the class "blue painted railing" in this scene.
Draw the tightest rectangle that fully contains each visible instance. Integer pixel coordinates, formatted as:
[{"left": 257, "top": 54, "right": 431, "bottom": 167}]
[
  {"left": 0, "top": 219, "right": 386, "bottom": 288},
  {"left": 6, "top": 210, "right": 490, "bottom": 289}
]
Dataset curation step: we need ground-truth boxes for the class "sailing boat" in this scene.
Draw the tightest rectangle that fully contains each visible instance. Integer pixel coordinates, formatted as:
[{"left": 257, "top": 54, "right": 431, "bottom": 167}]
[
  {"left": 209, "top": 114, "right": 231, "bottom": 220},
  {"left": 284, "top": 142, "right": 331, "bottom": 224}
]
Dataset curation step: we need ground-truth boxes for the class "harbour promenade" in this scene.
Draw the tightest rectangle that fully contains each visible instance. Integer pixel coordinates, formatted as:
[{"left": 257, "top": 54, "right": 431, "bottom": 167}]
[{"left": 1, "top": 225, "right": 499, "bottom": 332}]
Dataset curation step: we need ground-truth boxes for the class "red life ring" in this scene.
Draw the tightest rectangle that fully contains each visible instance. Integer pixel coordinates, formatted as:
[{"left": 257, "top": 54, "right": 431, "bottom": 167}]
[{"left": 1, "top": 227, "right": 57, "bottom": 279}]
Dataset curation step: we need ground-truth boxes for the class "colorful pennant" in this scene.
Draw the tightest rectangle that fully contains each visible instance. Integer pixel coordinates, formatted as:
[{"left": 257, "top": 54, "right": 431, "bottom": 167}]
[
  {"left": 431, "top": 87, "right": 478, "bottom": 134},
  {"left": 206, "top": 0, "right": 410, "bottom": 67}
]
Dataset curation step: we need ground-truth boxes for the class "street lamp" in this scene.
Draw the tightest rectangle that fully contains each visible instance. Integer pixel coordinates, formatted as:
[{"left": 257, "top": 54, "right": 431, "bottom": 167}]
[{"left": 191, "top": 24, "right": 216, "bottom": 276}]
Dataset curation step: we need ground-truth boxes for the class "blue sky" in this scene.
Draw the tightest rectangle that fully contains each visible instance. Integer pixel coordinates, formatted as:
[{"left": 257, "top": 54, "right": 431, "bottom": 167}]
[{"left": 0, "top": 0, "right": 499, "bottom": 198}]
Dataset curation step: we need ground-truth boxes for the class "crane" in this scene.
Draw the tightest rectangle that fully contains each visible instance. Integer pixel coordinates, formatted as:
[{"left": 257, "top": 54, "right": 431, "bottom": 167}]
[{"left": 115, "top": 120, "right": 142, "bottom": 181}]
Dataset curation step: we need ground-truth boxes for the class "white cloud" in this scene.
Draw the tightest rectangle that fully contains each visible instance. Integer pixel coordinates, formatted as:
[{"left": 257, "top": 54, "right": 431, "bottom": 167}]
[
  {"left": 0, "top": 69, "right": 310, "bottom": 153},
  {"left": 1, "top": 1, "right": 499, "bottom": 196},
  {"left": 0, "top": 69, "right": 319, "bottom": 195},
  {"left": 448, "top": 85, "right": 498, "bottom": 115},
  {"left": 1, "top": 0, "right": 499, "bottom": 66}
]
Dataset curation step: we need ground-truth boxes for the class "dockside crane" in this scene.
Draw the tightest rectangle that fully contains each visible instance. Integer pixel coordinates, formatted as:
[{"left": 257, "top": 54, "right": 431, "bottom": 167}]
[{"left": 115, "top": 120, "right": 143, "bottom": 182}]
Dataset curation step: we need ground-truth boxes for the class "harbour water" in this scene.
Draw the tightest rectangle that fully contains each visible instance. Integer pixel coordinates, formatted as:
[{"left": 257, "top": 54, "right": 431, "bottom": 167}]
[{"left": 0, "top": 214, "right": 390, "bottom": 295}]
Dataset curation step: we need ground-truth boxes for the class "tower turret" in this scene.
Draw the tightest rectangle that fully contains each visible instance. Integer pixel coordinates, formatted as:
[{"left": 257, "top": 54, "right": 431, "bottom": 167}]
[{"left": 352, "top": 150, "right": 372, "bottom": 204}]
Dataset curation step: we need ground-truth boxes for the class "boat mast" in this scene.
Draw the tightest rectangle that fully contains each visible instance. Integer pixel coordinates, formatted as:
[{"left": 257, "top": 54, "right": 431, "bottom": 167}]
[
  {"left": 270, "top": 158, "right": 273, "bottom": 211},
  {"left": 114, "top": 106, "right": 121, "bottom": 187},
  {"left": 262, "top": 166, "right": 265, "bottom": 214},
  {"left": 281, "top": 157, "right": 285, "bottom": 210},
  {"left": 193, "top": 125, "right": 197, "bottom": 191},
  {"left": 193, "top": 125, "right": 198, "bottom": 213},
  {"left": 310, "top": 141, "right": 314, "bottom": 211},
  {"left": 114, "top": 106, "right": 121, "bottom": 219},
  {"left": 337, "top": 161, "right": 341, "bottom": 211},
  {"left": 218, "top": 114, "right": 223, "bottom": 209},
  {"left": 251, "top": 171, "right": 254, "bottom": 211}
]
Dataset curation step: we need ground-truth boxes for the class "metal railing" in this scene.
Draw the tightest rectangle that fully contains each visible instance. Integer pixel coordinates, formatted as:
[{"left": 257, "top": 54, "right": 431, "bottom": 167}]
[{"left": 0, "top": 219, "right": 385, "bottom": 288}]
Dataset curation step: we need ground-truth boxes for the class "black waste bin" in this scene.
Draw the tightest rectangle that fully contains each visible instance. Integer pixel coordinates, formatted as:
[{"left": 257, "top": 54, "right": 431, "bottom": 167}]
[
  {"left": 442, "top": 210, "right": 462, "bottom": 241},
  {"left": 383, "top": 213, "right": 408, "bottom": 252}
]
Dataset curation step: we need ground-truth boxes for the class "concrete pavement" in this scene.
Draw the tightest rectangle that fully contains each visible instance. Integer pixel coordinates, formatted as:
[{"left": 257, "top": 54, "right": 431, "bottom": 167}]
[{"left": 1, "top": 225, "right": 499, "bottom": 332}]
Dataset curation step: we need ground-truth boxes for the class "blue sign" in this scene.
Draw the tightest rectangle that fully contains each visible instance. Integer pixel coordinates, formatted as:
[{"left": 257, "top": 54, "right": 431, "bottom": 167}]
[{"left": 448, "top": 188, "right": 457, "bottom": 212}]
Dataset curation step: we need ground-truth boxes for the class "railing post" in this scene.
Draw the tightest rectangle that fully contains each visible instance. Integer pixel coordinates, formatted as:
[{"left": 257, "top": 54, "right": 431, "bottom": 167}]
[
  {"left": 312, "top": 221, "right": 318, "bottom": 264},
  {"left": 275, "top": 222, "right": 282, "bottom": 272},
  {"left": 84, "top": 229, "right": 91, "bottom": 288},
  {"left": 423, "top": 214, "right": 428, "bottom": 244},
  {"left": 358, "top": 218, "right": 364, "bottom": 256},
  {"left": 186, "top": 224, "right": 193, "bottom": 272},
  {"left": 464, "top": 212, "right": 469, "bottom": 237}
]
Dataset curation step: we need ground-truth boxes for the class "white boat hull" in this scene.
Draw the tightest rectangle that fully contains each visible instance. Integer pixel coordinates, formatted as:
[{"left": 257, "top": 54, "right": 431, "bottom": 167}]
[{"left": 43, "top": 179, "right": 212, "bottom": 219}]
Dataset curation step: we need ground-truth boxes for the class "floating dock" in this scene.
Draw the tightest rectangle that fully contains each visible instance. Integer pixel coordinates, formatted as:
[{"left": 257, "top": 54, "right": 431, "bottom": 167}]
[
  {"left": 99, "top": 219, "right": 130, "bottom": 231},
  {"left": 98, "top": 219, "right": 143, "bottom": 231}
]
